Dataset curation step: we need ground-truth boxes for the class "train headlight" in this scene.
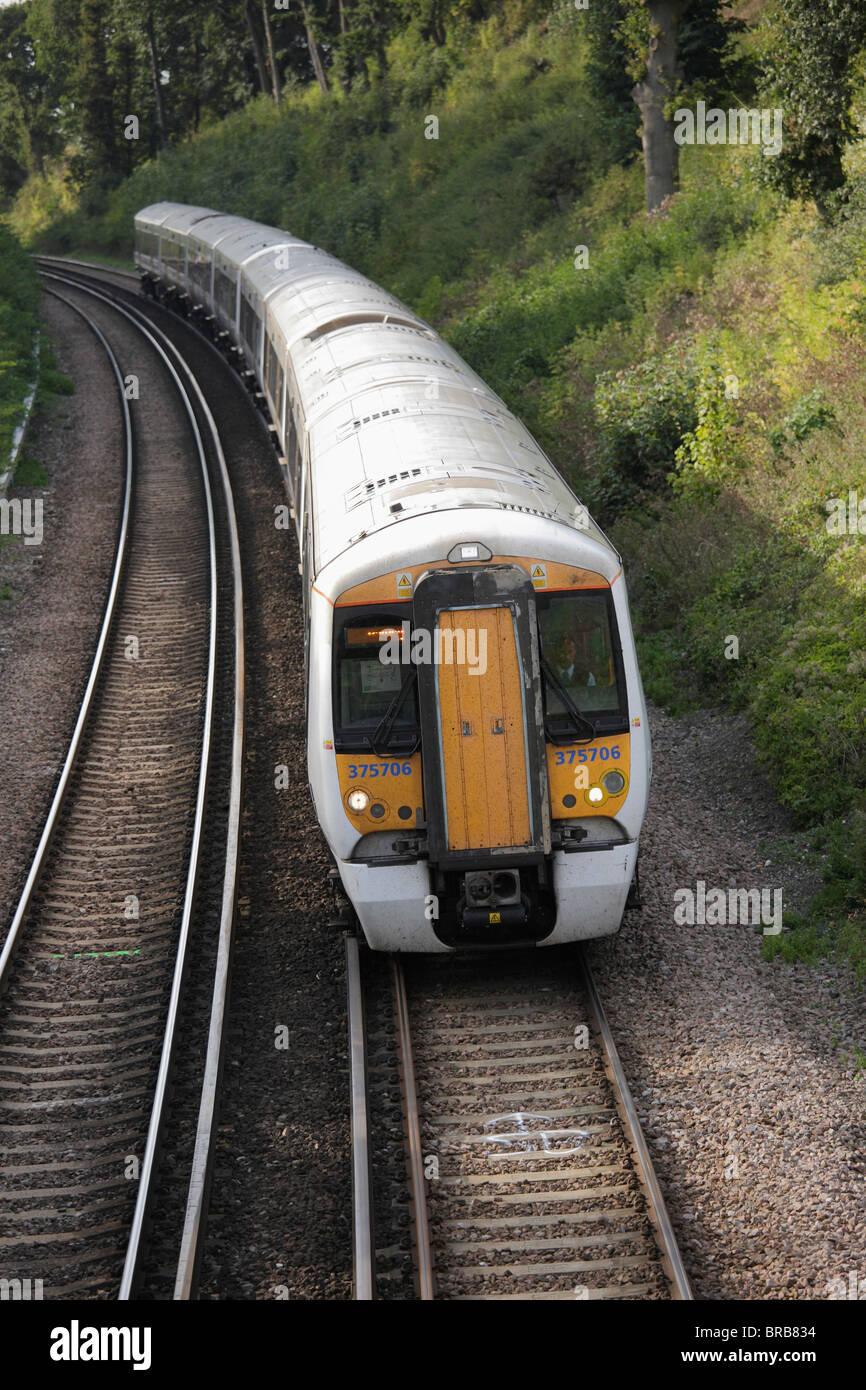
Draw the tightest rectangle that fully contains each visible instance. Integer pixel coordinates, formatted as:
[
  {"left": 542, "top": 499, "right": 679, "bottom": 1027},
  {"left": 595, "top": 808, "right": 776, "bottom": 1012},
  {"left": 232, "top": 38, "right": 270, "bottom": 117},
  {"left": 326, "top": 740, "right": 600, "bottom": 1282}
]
[
  {"left": 587, "top": 786, "right": 604, "bottom": 804},
  {"left": 347, "top": 788, "right": 370, "bottom": 813},
  {"left": 602, "top": 771, "right": 625, "bottom": 795}
]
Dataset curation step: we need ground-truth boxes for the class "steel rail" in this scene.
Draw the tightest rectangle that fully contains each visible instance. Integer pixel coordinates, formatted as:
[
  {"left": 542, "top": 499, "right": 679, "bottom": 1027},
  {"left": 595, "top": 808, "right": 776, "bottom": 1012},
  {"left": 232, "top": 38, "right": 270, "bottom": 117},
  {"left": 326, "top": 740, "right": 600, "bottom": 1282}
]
[
  {"left": 0, "top": 291, "right": 134, "bottom": 990},
  {"left": 36, "top": 253, "right": 139, "bottom": 283},
  {"left": 346, "top": 936, "right": 375, "bottom": 1300},
  {"left": 47, "top": 267, "right": 247, "bottom": 1301},
  {"left": 164, "top": 316, "right": 245, "bottom": 1303},
  {"left": 392, "top": 959, "right": 436, "bottom": 1300},
  {"left": 40, "top": 270, "right": 222, "bottom": 1301},
  {"left": 578, "top": 946, "right": 693, "bottom": 1300}
]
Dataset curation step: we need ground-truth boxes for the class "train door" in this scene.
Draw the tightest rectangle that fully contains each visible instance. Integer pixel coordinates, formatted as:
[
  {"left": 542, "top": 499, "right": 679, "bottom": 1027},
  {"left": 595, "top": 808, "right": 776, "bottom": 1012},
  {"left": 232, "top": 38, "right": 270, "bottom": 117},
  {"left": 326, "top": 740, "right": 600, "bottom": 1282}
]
[
  {"left": 436, "top": 606, "right": 532, "bottom": 852},
  {"left": 414, "top": 565, "right": 550, "bottom": 869}
]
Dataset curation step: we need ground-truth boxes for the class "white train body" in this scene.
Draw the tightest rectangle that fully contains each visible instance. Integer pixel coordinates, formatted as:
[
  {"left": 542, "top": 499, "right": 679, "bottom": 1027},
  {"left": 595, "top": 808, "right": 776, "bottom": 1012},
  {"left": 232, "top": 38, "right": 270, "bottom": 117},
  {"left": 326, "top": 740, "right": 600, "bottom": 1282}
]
[{"left": 135, "top": 202, "right": 651, "bottom": 952}]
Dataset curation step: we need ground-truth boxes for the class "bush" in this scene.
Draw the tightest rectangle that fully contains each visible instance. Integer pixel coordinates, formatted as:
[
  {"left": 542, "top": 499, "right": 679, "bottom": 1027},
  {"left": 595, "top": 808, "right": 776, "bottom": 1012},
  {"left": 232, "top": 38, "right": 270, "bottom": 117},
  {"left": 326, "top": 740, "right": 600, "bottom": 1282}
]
[{"left": 593, "top": 341, "right": 700, "bottom": 506}]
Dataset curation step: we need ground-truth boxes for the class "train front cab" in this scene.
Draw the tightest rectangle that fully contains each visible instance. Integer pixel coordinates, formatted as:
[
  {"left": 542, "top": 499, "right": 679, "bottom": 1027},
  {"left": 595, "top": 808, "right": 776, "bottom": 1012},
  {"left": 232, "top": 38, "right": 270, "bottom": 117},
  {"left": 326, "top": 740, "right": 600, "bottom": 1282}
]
[{"left": 333, "top": 554, "right": 636, "bottom": 950}]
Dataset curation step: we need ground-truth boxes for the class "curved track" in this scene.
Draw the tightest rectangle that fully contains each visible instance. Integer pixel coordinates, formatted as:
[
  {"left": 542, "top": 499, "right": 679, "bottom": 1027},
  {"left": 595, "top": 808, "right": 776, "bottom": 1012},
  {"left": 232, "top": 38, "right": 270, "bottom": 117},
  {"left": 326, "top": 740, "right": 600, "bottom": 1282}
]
[
  {"left": 0, "top": 265, "right": 244, "bottom": 1299},
  {"left": 348, "top": 941, "right": 692, "bottom": 1301}
]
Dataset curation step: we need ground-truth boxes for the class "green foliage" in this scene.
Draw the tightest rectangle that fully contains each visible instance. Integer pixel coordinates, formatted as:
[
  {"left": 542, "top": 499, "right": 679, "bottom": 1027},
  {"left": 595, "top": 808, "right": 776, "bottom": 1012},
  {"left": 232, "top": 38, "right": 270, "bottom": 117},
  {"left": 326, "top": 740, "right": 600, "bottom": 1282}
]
[
  {"left": 12, "top": 452, "right": 47, "bottom": 486},
  {"left": 670, "top": 352, "right": 744, "bottom": 497},
  {"left": 763, "top": 800, "right": 866, "bottom": 983},
  {"left": 0, "top": 222, "right": 40, "bottom": 466},
  {"left": 767, "top": 388, "right": 839, "bottom": 457},
  {"left": 0, "top": 0, "right": 65, "bottom": 201},
  {"left": 632, "top": 625, "right": 701, "bottom": 715},
  {"left": 594, "top": 341, "right": 700, "bottom": 506},
  {"left": 581, "top": 0, "right": 638, "bottom": 162},
  {"left": 751, "top": 575, "right": 866, "bottom": 824},
  {"left": 759, "top": 0, "right": 866, "bottom": 211},
  {"left": 450, "top": 164, "right": 768, "bottom": 456}
]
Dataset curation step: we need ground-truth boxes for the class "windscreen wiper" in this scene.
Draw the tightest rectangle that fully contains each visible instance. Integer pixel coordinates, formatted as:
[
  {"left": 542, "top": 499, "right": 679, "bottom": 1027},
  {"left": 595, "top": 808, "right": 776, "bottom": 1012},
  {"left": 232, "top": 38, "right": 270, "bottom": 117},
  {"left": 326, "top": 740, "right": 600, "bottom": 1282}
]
[
  {"left": 371, "top": 668, "right": 419, "bottom": 757},
  {"left": 541, "top": 657, "right": 596, "bottom": 744}
]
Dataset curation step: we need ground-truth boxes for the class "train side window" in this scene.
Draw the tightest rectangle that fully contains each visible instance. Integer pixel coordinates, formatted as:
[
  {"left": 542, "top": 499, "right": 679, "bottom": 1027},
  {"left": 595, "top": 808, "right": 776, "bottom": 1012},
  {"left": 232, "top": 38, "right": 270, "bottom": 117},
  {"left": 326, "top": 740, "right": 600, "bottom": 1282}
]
[
  {"left": 287, "top": 413, "right": 299, "bottom": 502},
  {"left": 537, "top": 591, "right": 626, "bottom": 724},
  {"left": 215, "top": 267, "right": 234, "bottom": 316},
  {"left": 241, "top": 296, "right": 258, "bottom": 348},
  {"left": 267, "top": 337, "right": 279, "bottom": 403},
  {"left": 276, "top": 361, "right": 285, "bottom": 428},
  {"left": 332, "top": 608, "right": 418, "bottom": 750}
]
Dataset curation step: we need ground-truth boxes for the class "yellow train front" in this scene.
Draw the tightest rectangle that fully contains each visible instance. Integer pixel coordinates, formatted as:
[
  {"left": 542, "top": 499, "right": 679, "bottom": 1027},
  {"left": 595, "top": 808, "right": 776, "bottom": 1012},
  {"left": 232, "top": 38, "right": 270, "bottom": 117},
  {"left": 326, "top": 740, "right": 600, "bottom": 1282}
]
[{"left": 309, "top": 530, "right": 650, "bottom": 953}]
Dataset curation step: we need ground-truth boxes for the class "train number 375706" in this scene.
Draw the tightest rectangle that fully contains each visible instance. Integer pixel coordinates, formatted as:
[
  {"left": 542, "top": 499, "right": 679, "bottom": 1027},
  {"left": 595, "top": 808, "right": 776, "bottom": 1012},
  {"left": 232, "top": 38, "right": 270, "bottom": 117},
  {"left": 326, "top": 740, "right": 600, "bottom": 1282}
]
[
  {"left": 347, "top": 762, "right": 413, "bottom": 778},
  {"left": 554, "top": 746, "right": 622, "bottom": 764}
]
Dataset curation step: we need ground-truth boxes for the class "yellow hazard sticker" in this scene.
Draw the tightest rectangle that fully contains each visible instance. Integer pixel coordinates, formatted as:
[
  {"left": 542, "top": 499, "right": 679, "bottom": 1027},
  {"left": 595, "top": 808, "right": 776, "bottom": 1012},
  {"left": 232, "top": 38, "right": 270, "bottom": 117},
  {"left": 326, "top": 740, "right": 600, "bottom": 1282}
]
[
  {"left": 397, "top": 572, "right": 413, "bottom": 598},
  {"left": 489, "top": 911, "right": 501, "bottom": 924},
  {"left": 530, "top": 563, "right": 547, "bottom": 590}
]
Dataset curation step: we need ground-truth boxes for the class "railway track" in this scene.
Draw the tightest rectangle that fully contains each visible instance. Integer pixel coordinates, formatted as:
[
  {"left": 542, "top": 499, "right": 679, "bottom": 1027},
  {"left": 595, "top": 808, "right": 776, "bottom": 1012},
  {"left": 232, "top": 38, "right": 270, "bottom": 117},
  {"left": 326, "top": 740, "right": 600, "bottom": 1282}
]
[
  {"left": 348, "top": 941, "right": 692, "bottom": 1301},
  {"left": 0, "top": 265, "right": 244, "bottom": 1299}
]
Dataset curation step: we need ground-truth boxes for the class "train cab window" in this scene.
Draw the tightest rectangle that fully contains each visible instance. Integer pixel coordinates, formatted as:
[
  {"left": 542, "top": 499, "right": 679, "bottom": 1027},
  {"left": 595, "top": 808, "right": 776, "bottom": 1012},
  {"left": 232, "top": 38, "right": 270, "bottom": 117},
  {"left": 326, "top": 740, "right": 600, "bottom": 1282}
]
[
  {"left": 333, "top": 608, "right": 419, "bottom": 752},
  {"left": 537, "top": 591, "right": 627, "bottom": 735}
]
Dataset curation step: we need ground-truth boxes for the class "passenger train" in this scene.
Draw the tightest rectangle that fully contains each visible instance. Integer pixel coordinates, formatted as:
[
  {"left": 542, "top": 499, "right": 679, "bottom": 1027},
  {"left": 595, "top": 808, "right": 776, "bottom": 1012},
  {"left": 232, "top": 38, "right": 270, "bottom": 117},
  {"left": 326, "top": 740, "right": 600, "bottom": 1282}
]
[{"left": 134, "top": 203, "right": 651, "bottom": 951}]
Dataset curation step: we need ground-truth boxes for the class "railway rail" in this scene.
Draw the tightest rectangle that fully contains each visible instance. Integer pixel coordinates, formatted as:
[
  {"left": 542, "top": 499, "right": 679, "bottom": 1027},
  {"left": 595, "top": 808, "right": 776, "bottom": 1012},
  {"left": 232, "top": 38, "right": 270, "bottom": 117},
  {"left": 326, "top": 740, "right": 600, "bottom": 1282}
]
[
  {"left": 347, "top": 940, "right": 692, "bottom": 1301},
  {"left": 0, "top": 262, "right": 244, "bottom": 1299}
]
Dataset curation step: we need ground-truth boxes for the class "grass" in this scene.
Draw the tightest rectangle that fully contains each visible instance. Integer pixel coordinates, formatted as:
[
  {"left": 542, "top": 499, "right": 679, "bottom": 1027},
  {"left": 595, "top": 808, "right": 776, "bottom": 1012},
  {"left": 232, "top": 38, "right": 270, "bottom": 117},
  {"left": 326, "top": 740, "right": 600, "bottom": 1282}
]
[
  {"left": 11, "top": 453, "right": 48, "bottom": 487},
  {"left": 0, "top": 223, "right": 41, "bottom": 468}
]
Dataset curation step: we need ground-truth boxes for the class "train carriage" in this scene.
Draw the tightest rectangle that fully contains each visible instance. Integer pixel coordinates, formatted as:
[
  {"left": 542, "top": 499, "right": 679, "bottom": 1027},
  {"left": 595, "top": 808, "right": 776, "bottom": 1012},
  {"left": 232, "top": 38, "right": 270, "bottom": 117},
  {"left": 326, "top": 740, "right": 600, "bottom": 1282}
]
[{"left": 135, "top": 202, "right": 651, "bottom": 952}]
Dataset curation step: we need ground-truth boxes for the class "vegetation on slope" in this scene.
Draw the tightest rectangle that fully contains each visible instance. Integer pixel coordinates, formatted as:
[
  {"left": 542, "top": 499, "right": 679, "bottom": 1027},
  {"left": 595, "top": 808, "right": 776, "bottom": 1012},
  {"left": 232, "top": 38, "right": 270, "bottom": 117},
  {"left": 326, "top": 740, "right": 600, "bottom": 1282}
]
[{"left": 2, "top": 1, "right": 864, "bottom": 977}]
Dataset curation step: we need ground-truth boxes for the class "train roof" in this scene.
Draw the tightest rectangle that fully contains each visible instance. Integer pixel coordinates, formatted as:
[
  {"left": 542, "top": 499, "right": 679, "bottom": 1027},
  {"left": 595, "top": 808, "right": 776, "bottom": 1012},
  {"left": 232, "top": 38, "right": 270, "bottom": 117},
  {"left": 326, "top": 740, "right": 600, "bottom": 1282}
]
[{"left": 134, "top": 203, "right": 619, "bottom": 572}]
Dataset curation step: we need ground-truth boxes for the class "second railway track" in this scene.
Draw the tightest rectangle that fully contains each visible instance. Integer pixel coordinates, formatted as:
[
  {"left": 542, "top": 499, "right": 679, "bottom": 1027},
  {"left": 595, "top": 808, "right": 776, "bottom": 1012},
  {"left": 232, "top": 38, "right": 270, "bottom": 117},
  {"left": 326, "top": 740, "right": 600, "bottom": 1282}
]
[
  {"left": 348, "top": 941, "right": 692, "bottom": 1301},
  {"left": 0, "top": 267, "right": 244, "bottom": 1299}
]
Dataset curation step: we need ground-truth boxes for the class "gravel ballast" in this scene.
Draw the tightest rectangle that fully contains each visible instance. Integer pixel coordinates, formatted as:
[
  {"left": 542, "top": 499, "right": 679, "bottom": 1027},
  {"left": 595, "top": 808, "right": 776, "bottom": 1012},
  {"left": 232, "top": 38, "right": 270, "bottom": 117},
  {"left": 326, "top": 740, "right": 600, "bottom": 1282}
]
[{"left": 588, "top": 705, "right": 866, "bottom": 1301}]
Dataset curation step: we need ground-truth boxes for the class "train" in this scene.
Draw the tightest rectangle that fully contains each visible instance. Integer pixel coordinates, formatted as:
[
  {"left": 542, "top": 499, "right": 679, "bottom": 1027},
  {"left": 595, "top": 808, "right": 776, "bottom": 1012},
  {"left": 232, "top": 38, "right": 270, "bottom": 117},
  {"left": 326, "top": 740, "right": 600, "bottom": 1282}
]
[{"left": 134, "top": 202, "right": 651, "bottom": 952}]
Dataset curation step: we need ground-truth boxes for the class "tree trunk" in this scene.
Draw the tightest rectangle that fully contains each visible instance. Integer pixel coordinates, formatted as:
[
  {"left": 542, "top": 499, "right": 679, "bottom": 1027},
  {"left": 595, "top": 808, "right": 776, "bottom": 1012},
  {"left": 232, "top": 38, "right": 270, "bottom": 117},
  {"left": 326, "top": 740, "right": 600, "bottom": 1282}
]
[
  {"left": 145, "top": 5, "right": 167, "bottom": 147},
  {"left": 244, "top": 0, "right": 271, "bottom": 97},
  {"left": 338, "top": 0, "right": 347, "bottom": 35},
  {"left": 261, "top": 2, "right": 282, "bottom": 104},
  {"left": 300, "top": 0, "right": 329, "bottom": 95},
  {"left": 632, "top": 0, "right": 685, "bottom": 213}
]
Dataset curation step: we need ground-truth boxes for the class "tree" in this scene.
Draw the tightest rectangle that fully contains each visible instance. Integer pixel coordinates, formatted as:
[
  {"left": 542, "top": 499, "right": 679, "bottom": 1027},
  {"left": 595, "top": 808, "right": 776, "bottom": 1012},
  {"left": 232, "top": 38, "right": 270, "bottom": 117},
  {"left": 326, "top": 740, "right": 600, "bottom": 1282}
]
[
  {"left": 631, "top": 0, "right": 687, "bottom": 213},
  {"left": 0, "top": 2, "right": 63, "bottom": 179},
  {"left": 297, "top": 0, "right": 330, "bottom": 95},
  {"left": 759, "top": 0, "right": 866, "bottom": 216},
  {"left": 73, "top": 0, "right": 118, "bottom": 180},
  {"left": 261, "top": 1, "right": 282, "bottom": 103},
  {"left": 586, "top": 0, "right": 745, "bottom": 213}
]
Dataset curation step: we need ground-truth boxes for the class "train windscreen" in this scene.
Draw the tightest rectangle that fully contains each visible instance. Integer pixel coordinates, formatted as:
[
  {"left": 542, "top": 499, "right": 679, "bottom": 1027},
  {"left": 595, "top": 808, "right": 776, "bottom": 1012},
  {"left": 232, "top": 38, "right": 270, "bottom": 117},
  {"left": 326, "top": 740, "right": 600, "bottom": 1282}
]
[{"left": 537, "top": 590, "right": 626, "bottom": 720}]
